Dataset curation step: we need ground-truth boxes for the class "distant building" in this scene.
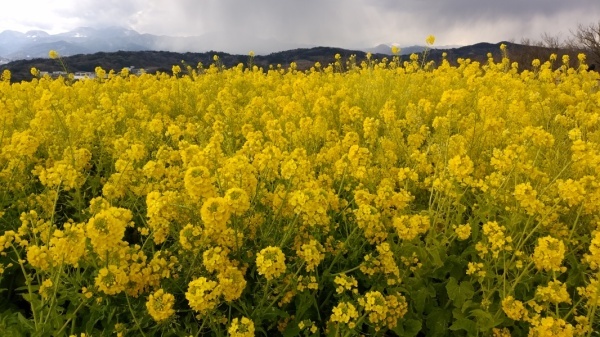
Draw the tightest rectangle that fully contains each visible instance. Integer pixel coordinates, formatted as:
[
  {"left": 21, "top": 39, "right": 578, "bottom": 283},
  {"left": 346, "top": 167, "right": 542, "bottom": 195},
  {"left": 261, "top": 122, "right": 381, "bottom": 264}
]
[
  {"left": 37, "top": 67, "right": 143, "bottom": 80},
  {"left": 73, "top": 71, "right": 95, "bottom": 79}
]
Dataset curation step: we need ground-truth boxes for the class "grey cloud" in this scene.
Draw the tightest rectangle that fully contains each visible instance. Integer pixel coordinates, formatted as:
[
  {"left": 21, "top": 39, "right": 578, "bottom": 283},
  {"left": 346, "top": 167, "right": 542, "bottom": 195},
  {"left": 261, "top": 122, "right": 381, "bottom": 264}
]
[
  {"left": 373, "top": 0, "right": 600, "bottom": 41},
  {"left": 56, "top": 0, "right": 145, "bottom": 29},
  {"left": 16, "top": 0, "right": 600, "bottom": 52},
  {"left": 376, "top": 0, "right": 600, "bottom": 19}
]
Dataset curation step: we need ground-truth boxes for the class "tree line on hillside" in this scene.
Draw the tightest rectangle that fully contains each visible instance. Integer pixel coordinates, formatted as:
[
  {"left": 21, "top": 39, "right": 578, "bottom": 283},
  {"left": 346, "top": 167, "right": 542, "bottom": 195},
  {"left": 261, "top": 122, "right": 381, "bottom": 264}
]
[
  {"left": 518, "top": 21, "right": 600, "bottom": 66},
  {"left": 1, "top": 21, "right": 599, "bottom": 83}
]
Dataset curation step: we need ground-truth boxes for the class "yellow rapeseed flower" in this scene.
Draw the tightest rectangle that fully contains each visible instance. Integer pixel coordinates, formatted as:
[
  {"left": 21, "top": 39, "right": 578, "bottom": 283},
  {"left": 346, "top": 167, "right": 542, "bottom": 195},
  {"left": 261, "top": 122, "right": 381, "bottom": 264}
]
[
  {"left": 200, "top": 197, "right": 231, "bottom": 230},
  {"left": 393, "top": 214, "right": 430, "bottom": 240},
  {"left": 228, "top": 317, "right": 255, "bottom": 337},
  {"left": 146, "top": 289, "right": 176, "bottom": 322},
  {"left": 217, "top": 266, "right": 247, "bottom": 302},
  {"left": 528, "top": 316, "right": 574, "bottom": 337},
  {"left": 532, "top": 236, "right": 566, "bottom": 273},
  {"left": 297, "top": 239, "right": 325, "bottom": 272},
  {"left": 330, "top": 301, "right": 359, "bottom": 327},
  {"left": 185, "top": 277, "right": 220, "bottom": 314},
  {"left": 454, "top": 224, "right": 471, "bottom": 240},
  {"left": 501, "top": 295, "right": 528, "bottom": 321},
  {"left": 48, "top": 50, "right": 59, "bottom": 59},
  {"left": 256, "top": 246, "right": 286, "bottom": 280},
  {"left": 95, "top": 265, "right": 128, "bottom": 295},
  {"left": 425, "top": 35, "right": 435, "bottom": 46},
  {"left": 535, "top": 280, "right": 571, "bottom": 304}
]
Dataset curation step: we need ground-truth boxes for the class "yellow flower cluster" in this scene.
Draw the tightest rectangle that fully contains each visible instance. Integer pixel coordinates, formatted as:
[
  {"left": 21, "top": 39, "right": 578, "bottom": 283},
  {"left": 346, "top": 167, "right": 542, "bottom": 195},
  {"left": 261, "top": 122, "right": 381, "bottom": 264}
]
[
  {"left": 535, "top": 280, "right": 571, "bottom": 305},
  {"left": 393, "top": 214, "right": 430, "bottom": 240},
  {"left": 146, "top": 289, "right": 176, "bottom": 322},
  {"left": 532, "top": 236, "right": 566, "bottom": 273},
  {"left": 357, "top": 291, "right": 407, "bottom": 330},
  {"left": 95, "top": 265, "right": 128, "bottom": 295},
  {"left": 2, "top": 44, "right": 600, "bottom": 336},
  {"left": 86, "top": 206, "right": 133, "bottom": 258},
  {"left": 329, "top": 301, "right": 359, "bottom": 328},
  {"left": 479, "top": 221, "right": 512, "bottom": 258},
  {"left": 334, "top": 274, "right": 358, "bottom": 294},
  {"left": 228, "top": 317, "right": 255, "bottom": 337},
  {"left": 184, "top": 166, "right": 215, "bottom": 201},
  {"left": 185, "top": 277, "right": 220, "bottom": 314},
  {"left": 584, "top": 231, "right": 600, "bottom": 270},
  {"left": 513, "top": 183, "right": 544, "bottom": 215},
  {"left": 528, "top": 317, "right": 574, "bottom": 337},
  {"left": 577, "top": 277, "right": 600, "bottom": 308},
  {"left": 296, "top": 239, "right": 325, "bottom": 272},
  {"left": 255, "top": 246, "right": 286, "bottom": 280},
  {"left": 48, "top": 222, "right": 86, "bottom": 267},
  {"left": 296, "top": 275, "right": 319, "bottom": 292},
  {"left": 466, "top": 262, "right": 486, "bottom": 278},
  {"left": 200, "top": 197, "right": 231, "bottom": 231},
  {"left": 360, "top": 242, "right": 401, "bottom": 285},
  {"left": 502, "top": 295, "right": 528, "bottom": 321},
  {"left": 39, "top": 278, "right": 53, "bottom": 299},
  {"left": 217, "top": 266, "right": 247, "bottom": 302},
  {"left": 453, "top": 224, "right": 472, "bottom": 240}
]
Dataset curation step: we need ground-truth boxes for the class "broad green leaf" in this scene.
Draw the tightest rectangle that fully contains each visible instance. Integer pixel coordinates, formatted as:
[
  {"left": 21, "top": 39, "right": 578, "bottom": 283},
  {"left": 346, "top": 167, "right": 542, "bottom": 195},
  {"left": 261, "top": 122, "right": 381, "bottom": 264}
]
[
  {"left": 411, "top": 285, "right": 435, "bottom": 314},
  {"left": 449, "top": 317, "right": 477, "bottom": 336},
  {"left": 426, "top": 308, "right": 451, "bottom": 337},
  {"left": 428, "top": 246, "right": 444, "bottom": 268},
  {"left": 471, "top": 309, "right": 495, "bottom": 331},
  {"left": 391, "top": 318, "right": 422, "bottom": 337},
  {"left": 446, "top": 277, "right": 475, "bottom": 307}
]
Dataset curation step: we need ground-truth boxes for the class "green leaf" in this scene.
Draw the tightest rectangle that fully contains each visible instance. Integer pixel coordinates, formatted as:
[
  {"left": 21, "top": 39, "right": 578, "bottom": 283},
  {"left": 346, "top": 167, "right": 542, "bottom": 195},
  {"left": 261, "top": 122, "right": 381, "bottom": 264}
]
[
  {"left": 403, "top": 319, "right": 422, "bottom": 337},
  {"left": 391, "top": 318, "right": 422, "bottom": 337},
  {"left": 16, "top": 312, "right": 35, "bottom": 332},
  {"left": 471, "top": 309, "right": 496, "bottom": 331},
  {"left": 283, "top": 323, "right": 302, "bottom": 337},
  {"left": 1, "top": 310, "right": 32, "bottom": 337},
  {"left": 446, "top": 277, "right": 475, "bottom": 307},
  {"left": 426, "top": 308, "right": 451, "bottom": 337},
  {"left": 461, "top": 300, "right": 475, "bottom": 313},
  {"left": 411, "top": 285, "right": 435, "bottom": 314},
  {"left": 428, "top": 246, "right": 445, "bottom": 268},
  {"left": 449, "top": 317, "right": 477, "bottom": 336}
]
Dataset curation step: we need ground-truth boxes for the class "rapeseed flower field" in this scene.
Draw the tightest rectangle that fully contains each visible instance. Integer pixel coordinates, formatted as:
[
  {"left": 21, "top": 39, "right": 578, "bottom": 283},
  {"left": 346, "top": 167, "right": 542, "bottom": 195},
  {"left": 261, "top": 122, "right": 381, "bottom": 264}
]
[{"left": 0, "top": 42, "right": 599, "bottom": 336}]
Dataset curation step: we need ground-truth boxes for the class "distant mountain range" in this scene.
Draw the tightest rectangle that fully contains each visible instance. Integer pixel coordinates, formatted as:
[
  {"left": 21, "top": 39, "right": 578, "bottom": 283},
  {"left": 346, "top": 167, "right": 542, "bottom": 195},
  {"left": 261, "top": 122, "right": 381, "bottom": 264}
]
[
  {"left": 364, "top": 44, "right": 461, "bottom": 56},
  {"left": 0, "top": 26, "right": 452, "bottom": 62},
  {"left": 1, "top": 40, "right": 585, "bottom": 83}
]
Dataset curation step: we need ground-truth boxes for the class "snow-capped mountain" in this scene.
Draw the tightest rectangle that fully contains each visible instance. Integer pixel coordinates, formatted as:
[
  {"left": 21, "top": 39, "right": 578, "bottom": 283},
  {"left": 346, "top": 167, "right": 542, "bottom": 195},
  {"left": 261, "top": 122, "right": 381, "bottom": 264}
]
[
  {"left": 0, "top": 27, "right": 154, "bottom": 60},
  {"left": 0, "top": 26, "right": 312, "bottom": 60}
]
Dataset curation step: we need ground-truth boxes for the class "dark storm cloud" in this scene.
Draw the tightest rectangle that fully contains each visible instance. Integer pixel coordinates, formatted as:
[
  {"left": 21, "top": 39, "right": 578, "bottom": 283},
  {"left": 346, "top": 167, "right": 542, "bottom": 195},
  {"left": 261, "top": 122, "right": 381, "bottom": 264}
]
[
  {"left": 5, "top": 0, "right": 599, "bottom": 53},
  {"left": 136, "top": 0, "right": 379, "bottom": 45},
  {"left": 373, "top": 0, "right": 600, "bottom": 46},
  {"left": 131, "top": 0, "right": 600, "bottom": 48},
  {"left": 377, "top": 0, "right": 599, "bottom": 21}
]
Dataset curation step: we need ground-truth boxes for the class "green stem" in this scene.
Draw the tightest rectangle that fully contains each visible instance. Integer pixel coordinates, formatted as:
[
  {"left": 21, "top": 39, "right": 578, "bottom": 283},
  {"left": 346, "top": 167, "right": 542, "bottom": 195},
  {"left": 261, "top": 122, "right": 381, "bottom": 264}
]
[
  {"left": 331, "top": 265, "right": 361, "bottom": 276},
  {"left": 279, "top": 214, "right": 299, "bottom": 247},
  {"left": 125, "top": 293, "right": 148, "bottom": 337},
  {"left": 54, "top": 297, "right": 89, "bottom": 336},
  {"left": 43, "top": 263, "right": 64, "bottom": 325},
  {"left": 265, "top": 262, "right": 305, "bottom": 310},
  {"left": 323, "top": 225, "right": 361, "bottom": 277},
  {"left": 337, "top": 166, "right": 347, "bottom": 196},
  {"left": 509, "top": 260, "right": 535, "bottom": 294},
  {"left": 10, "top": 243, "right": 39, "bottom": 330},
  {"left": 586, "top": 271, "right": 600, "bottom": 337},
  {"left": 568, "top": 204, "right": 584, "bottom": 242}
]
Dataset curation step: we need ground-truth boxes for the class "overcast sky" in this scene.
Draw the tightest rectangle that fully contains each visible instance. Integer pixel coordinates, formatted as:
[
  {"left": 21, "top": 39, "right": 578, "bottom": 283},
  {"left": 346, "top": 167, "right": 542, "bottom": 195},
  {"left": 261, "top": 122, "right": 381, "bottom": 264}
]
[{"left": 2, "top": 0, "right": 599, "bottom": 50}]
